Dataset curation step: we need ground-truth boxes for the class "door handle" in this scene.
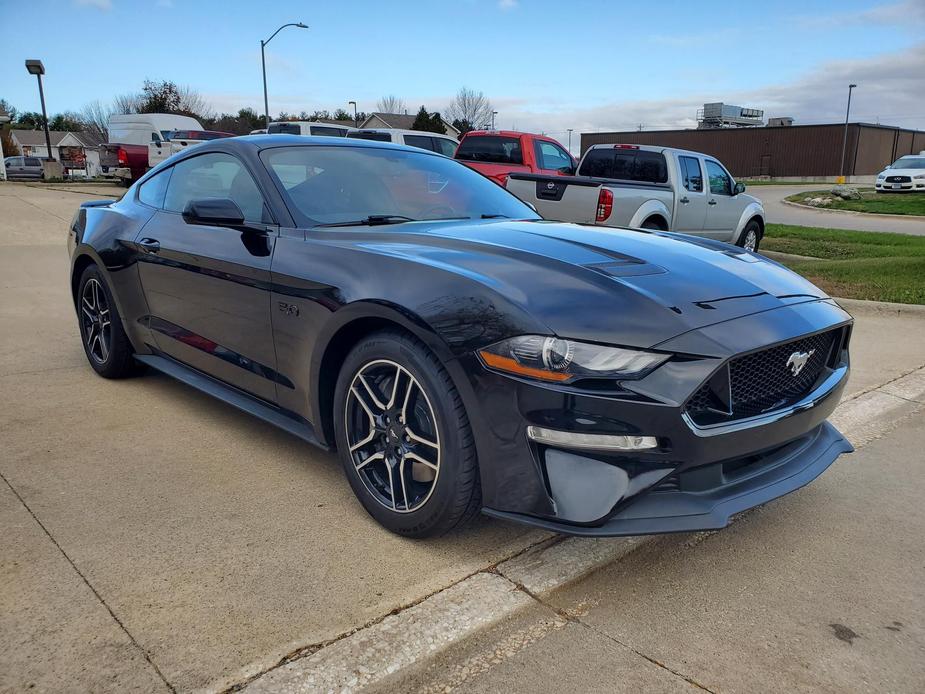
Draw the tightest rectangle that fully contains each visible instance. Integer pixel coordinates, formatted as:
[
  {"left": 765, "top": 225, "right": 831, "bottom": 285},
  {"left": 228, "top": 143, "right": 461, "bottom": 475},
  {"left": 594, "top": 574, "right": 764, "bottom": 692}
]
[
  {"left": 680, "top": 196, "right": 690, "bottom": 204},
  {"left": 708, "top": 199, "right": 717, "bottom": 206},
  {"left": 138, "top": 237, "right": 160, "bottom": 254}
]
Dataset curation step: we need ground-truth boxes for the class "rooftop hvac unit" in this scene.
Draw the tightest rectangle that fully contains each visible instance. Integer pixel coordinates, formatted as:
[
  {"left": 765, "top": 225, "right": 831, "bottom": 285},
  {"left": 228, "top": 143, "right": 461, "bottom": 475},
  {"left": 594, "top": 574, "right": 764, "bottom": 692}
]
[
  {"left": 768, "top": 117, "right": 794, "bottom": 127},
  {"left": 697, "top": 102, "right": 765, "bottom": 128}
]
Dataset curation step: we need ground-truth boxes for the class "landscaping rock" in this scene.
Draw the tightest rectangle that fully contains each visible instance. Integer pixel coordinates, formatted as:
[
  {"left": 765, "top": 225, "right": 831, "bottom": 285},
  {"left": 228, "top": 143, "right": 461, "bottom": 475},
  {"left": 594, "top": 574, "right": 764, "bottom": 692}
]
[
  {"left": 831, "top": 186, "right": 862, "bottom": 200},
  {"left": 804, "top": 196, "right": 833, "bottom": 207}
]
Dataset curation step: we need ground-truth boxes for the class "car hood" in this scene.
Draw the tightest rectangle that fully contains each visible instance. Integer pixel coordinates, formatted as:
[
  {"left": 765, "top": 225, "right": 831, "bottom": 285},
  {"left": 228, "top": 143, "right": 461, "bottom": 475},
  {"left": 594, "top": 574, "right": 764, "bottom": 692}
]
[{"left": 352, "top": 220, "right": 829, "bottom": 350}]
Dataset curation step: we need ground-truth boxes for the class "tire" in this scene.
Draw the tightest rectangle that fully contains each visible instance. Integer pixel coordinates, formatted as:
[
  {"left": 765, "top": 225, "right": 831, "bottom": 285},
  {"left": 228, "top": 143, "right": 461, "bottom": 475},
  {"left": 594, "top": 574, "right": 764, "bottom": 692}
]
[
  {"left": 333, "top": 330, "right": 481, "bottom": 537},
  {"left": 736, "top": 219, "right": 762, "bottom": 252},
  {"left": 641, "top": 218, "right": 665, "bottom": 230},
  {"left": 76, "top": 264, "right": 141, "bottom": 378}
]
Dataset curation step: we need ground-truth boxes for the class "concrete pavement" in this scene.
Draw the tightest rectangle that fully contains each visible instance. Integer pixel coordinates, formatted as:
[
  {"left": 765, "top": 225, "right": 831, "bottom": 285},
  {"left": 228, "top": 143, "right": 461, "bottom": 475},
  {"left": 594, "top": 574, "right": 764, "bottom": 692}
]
[
  {"left": 754, "top": 184, "right": 925, "bottom": 235},
  {"left": 399, "top": 415, "right": 925, "bottom": 693},
  {"left": 2, "top": 181, "right": 924, "bottom": 692}
]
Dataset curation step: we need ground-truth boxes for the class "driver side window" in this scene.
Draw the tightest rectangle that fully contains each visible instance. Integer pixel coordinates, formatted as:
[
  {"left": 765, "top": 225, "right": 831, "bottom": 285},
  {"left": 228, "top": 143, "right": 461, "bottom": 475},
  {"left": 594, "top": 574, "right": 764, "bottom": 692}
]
[
  {"left": 705, "top": 160, "right": 731, "bottom": 196},
  {"left": 163, "top": 152, "right": 270, "bottom": 223},
  {"left": 535, "top": 141, "right": 572, "bottom": 171}
]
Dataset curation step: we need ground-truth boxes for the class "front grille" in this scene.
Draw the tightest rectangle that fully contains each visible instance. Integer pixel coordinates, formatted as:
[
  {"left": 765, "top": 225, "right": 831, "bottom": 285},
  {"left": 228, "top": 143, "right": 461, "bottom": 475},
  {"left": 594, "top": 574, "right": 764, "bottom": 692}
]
[
  {"left": 886, "top": 175, "right": 911, "bottom": 183},
  {"left": 686, "top": 329, "right": 842, "bottom": 425}
]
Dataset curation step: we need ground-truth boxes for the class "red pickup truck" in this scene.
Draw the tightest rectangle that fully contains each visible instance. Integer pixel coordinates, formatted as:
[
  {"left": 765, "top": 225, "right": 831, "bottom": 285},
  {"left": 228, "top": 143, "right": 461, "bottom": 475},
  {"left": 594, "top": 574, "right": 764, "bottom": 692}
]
[{"left": 453, "top": 130, "right": 576, "bottom": 185}]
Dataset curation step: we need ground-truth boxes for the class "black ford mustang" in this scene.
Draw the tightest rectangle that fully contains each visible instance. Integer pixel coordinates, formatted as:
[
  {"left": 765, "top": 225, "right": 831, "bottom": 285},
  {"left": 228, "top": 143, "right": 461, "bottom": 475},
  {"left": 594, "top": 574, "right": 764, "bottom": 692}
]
[{"left": 68, "top": 135, "right": 853, "bottom": 537}]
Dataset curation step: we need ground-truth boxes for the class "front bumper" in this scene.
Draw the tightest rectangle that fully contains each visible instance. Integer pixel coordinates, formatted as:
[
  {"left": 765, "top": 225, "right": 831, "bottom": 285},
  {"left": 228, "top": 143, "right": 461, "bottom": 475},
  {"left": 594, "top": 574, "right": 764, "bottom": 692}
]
[
  {"left": 459, "top": 299, "right": 853, "bottom": 535},
  {"left": 875, "top": 180, "right": 923, "bottom": 192}
]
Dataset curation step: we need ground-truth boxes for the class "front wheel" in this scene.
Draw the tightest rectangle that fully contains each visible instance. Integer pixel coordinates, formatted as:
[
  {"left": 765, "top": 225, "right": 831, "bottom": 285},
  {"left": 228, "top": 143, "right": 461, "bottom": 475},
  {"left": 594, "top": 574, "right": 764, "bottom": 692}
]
[
  {"left": 333, "top": 330, "right": 481, "bottom": 537},
  {"left": 76, "top": 265, "right": 142, "bottom": 378},
  {"left": 736, "top": 220, "right": 762, "bottom": 252}
]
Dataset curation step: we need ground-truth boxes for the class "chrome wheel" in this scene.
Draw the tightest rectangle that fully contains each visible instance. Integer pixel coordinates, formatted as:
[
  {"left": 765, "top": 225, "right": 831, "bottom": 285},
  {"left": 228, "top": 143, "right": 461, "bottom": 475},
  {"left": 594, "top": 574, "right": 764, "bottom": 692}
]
[
  {"left": 743, "top": 229, "right": 759, "bottom": 252},
  {"left": 344, "top": 359, "right": 440, "bottom": 513},
  {"left": 80, "top": 278, "right": 112, "bottom": 364}
]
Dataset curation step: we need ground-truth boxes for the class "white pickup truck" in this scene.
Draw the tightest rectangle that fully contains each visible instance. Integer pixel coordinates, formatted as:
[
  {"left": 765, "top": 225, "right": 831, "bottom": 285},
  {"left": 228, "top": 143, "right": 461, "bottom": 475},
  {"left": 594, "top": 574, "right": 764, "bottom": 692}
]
[{"left": 505, "top": 144, "right": 766, "bottom": 251}]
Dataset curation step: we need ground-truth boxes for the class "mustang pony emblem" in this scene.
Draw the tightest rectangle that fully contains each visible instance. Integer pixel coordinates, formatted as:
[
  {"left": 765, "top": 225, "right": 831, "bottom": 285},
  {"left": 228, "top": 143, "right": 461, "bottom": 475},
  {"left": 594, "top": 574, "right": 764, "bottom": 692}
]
[{"left": 786, "top": 349, "right": 815, "bottom": 377}]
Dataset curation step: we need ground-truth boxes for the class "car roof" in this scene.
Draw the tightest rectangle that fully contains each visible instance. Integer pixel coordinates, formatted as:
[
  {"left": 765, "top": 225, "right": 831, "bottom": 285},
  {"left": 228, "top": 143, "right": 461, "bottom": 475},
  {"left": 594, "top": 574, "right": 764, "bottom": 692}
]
[{"left": 351, "top": 128, "right": 458, "bottom": 141}]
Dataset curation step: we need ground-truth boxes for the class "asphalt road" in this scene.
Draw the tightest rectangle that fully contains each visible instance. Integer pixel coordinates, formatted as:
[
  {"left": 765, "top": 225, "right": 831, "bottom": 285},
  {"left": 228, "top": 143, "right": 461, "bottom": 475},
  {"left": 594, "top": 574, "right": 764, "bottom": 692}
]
[
  {"left": 1, "top": 181, "right": 924, "bottom": 692},
  {"left": 754, "top": 184, "right": 925, "bottom": 235}
]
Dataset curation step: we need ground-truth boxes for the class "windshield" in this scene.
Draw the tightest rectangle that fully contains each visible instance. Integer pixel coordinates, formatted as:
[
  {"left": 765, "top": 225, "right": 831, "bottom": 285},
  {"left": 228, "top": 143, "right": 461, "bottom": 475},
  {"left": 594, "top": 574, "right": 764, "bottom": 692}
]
[
  {"left": 890, "top": 157, "right": 925, "bottom": 169},
  {"left": 261, "top": 145, "right": 540, "bottom": 226}
]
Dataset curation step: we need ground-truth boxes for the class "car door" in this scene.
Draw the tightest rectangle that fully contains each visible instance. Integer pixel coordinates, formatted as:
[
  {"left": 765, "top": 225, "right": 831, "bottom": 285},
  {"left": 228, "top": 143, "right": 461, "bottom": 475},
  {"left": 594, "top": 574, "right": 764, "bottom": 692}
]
[
  {"left": 533, "top": 140, "right": 574, "bottom": 175},
  {"left": 703, "top": 159, "right": 741, "bottom": 240},
  {"left": 134, "top": 151, "right": 281, "bottom": 402},
  {"left": 7, "top": 157, "right": 24, "bottom": 177},
  {"left": 25, "top": 157, "right": 43, "bottom": 179},
  {"left": 672, "top": 155, "right": 708, "bottom": 234}
]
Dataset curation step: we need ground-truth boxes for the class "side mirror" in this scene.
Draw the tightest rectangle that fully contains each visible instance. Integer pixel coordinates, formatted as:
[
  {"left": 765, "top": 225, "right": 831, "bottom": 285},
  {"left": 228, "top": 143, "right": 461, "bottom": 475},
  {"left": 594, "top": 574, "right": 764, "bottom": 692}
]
[
  {"left": 182, "top": 198, "right": 245, "bottom": 227},
  {"left": 558, "top": 165, "right": 576, "bottom": 175},
  {"left": 733, "top": 182, "right": 746, "bottom": 195}
]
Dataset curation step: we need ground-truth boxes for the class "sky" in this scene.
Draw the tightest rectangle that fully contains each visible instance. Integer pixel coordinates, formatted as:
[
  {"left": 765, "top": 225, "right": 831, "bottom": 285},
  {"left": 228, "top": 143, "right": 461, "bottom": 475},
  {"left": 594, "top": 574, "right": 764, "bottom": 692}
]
[{"left": 2, "top": 0, "right": 923, "bottom": 150}]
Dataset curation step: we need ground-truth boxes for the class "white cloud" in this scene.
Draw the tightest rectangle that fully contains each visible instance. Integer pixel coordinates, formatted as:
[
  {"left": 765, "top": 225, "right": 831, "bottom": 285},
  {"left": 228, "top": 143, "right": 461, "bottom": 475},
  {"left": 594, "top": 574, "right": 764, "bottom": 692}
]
[
  {"left": 498, "top": 0, "right": 518, "bottom": 10},
  {"left": 75, "top": 0, "right": 112, "bottom": 9},
  {"left": 796, "top": 0, "right": 925, "bottom": 28}
]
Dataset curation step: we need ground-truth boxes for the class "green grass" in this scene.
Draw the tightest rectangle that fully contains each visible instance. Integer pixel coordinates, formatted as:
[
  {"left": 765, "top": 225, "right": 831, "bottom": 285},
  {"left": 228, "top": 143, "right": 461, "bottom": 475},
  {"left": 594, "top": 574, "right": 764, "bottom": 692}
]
[
  {"left": 786, "top": 189, "right": 925, "bottom": 215},
  {"left": 763, "top": 223, "right": 925, "bottom": 305}
]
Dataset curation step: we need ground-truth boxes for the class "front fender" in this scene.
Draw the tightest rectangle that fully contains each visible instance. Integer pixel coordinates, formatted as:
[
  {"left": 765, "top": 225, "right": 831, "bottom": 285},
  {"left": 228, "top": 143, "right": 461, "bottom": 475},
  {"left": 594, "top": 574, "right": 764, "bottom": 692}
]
[
  {"left": 732, "top": 202, "right": 765, "bottom": 244},
  {"left": 628, "top": 199, "right": 671, "bottom": 229}
]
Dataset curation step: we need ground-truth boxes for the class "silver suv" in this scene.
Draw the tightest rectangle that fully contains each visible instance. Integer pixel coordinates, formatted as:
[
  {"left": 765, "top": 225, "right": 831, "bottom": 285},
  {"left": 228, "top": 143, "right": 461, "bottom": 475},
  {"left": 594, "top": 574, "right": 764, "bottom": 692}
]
[{"left": 4, "top": 156, "right": 44, "bottom": 180}]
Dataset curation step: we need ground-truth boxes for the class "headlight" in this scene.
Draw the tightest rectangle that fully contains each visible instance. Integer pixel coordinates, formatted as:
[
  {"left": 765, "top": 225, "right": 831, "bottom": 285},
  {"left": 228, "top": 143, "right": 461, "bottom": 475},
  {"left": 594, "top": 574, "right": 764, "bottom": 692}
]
[
  {"left": 877, "top": 174, "right": 885, "bottom": 179},
  {"left": 914, "top": 174, "right": 925, "bottom": 179},
  {"left": 478, "top": 335, "right": 669, "bottom": 383}
]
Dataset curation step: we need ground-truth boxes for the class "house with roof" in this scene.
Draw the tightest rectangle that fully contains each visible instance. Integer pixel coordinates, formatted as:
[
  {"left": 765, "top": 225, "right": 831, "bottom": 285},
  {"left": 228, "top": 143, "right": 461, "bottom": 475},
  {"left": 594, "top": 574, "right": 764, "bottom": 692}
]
[
  {"left": 359, "top": 112, "right": 461, "bottom": 139},
  {"left": 10, "top": 130, "right": 104, "bottom": 176}
]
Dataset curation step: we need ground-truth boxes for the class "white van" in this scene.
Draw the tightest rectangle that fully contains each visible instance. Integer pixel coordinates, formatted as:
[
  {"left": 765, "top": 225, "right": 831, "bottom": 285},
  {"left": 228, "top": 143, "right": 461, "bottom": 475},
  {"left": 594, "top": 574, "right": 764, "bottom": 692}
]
[
  {"left": 347, "top": 128, "right": 458, "bottom": 157},
  {"left": 267, "top": 121, "right": 355, "bottom": 137},
  {"left": 108, "top": 114, "right": 203, "bottom": 146}
]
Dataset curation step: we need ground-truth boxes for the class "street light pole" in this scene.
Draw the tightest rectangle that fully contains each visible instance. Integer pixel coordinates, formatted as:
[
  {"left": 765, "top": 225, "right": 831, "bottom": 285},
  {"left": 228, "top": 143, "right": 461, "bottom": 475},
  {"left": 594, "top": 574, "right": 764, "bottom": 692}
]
[
  {"left": 839, "top": 83, "right": 857, "bottom": 182},
  {"left": 567, "top": 128, "right": 573, "bottom": 152},
  {"left": 349, "top": 101, "right": 358, "bottom": 128},
  {"left": 0, "top": 110, "right": 10, "bottom": 181},
  {"left": 260, "top": 22, "right": 308, "bottom": 129},
  {"left": 491, "top": 111, "right": 498, "bottom": 130},
  {"left": 25, "top": 60, "right": 54, "bottom": 161}
]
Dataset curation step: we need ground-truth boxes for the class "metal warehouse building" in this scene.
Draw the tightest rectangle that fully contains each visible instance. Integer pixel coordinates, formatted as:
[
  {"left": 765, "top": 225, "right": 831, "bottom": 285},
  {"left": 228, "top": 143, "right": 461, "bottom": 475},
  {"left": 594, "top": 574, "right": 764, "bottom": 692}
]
[{"left": 580, "top": 123, "right": 925, "bottom": 179}]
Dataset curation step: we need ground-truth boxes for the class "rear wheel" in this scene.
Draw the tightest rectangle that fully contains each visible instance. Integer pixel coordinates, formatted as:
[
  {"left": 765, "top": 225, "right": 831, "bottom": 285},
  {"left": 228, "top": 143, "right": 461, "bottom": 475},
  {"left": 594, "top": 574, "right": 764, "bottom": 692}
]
[
  {"left": 333, "top": 330, "right": 480, "bottom": 537},
  {"left": 76, "top": 265, "right": 141, "bottom": 378},
  {"left": 641, "top": 217, "right": 665, "bottom": 230},
  {"left": 736, "top": 219, "right": 762, "bottom": 252}
]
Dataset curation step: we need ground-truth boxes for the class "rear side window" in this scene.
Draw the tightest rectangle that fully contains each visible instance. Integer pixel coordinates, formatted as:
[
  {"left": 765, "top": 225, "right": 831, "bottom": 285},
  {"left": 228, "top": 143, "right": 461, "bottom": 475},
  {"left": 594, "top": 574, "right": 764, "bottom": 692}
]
[
  {"left": 578, "top": 148, "right": 668, "bottom": 183},
  {"left": 347, "top": 131, "right": 393, "bottom": 142},
  {"left": 455, "top": 136, "right": 523, "bottom": 165},
  {"left": 163, "top": 152, "right": 269, "bottom": 223},
  {"left": 309, "top": 126, "right": 348, "bottom": 137},
  {"left": 679, "top": 156, "right": 703, "bottom": 192},
  {"left": 403, "top": 135, "right": 437, "bottom": 152},
  {"left": 268, "top": 123, "right": 301, "bottom": 135},
  {"left": 138, "top": 168, "right": 173, "bottom": 208},
  {"left": 434, "top": 138, "right": 458, "bottom": 157},
  {"left": 534, "top": 141, "right": 572, "bottom": 171},
  {"left": 25, "top": 157, "right": 42, "bottom": 166}
]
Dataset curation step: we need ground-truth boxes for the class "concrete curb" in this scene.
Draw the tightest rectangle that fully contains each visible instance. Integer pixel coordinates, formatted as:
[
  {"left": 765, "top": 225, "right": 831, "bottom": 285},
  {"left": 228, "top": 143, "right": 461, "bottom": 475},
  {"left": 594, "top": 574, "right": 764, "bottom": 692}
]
[
  {"left": 780, "top": 197, "right": 925, "bottom": 222},
  {"left": 224, "top": 366, "right": 925, "bottom": 694},
  {"left": 834, "top": 297, "right": 925, "bottom": 318}
]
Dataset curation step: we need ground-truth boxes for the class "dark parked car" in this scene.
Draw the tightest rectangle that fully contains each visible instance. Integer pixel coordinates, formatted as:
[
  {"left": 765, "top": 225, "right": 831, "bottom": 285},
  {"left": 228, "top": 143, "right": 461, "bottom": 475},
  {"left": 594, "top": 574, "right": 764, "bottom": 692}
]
[
  {"left": 67, "top": 135, "right": 853, "bottom": 537},
  {"left": 5, "top": 155, "right": 44, "bottom": 179}
]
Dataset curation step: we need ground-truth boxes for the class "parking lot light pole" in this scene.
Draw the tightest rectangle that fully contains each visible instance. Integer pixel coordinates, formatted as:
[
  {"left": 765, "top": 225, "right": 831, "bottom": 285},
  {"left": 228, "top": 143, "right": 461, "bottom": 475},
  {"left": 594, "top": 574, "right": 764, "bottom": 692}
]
[
  {"left": 491, "top": 111, "right": 498, "bottom": 130},
  {"left": 349, "top": 101, "right": 358, "bottom": 128},
  {"left": 839, "top": 83, "right": 857, "bottom": 182},
  {"left": 261, "top": 22, "right": 308, "bottom": 129},
  {"left": 25, "top": 60, "right": 54, "bottom": 162},
  {"left": 567, "top": 128, "right": 573, "bottom": 152}
]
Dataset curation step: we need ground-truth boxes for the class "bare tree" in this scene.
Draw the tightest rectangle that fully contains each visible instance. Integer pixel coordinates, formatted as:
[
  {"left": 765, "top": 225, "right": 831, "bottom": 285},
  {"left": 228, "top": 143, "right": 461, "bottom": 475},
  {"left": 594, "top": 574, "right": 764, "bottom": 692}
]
[
  {"left": 112, "top": 93, "right": 140, "bottom": 115},
  {"left": 376, "top": 95, "right": 406, "bottom": 114},
  {"left": 177, "top": 85, "right": 213, "bottom": 120},
  {"left": 446, "top": 87, "right": 494, "bottom": 131},
  {"left": 81, "top": 100, "right": 112, "bottom": 141}
]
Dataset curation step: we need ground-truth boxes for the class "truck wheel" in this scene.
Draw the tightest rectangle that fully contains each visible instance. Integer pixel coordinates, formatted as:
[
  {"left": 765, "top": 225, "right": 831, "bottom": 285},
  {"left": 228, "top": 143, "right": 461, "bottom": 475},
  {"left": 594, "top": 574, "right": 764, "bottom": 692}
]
[
  {"left": 737, "top": 220, "right": 762, "bottom": 252},
  {"left": 641, "top": 218, "right": 666, "bottom": 230}
]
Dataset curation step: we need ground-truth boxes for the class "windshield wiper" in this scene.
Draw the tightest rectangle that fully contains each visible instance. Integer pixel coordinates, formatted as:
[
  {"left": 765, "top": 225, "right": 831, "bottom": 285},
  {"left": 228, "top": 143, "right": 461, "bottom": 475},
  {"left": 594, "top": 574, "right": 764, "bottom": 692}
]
[
  {"left": 480, "top": 214, "right": 509, "bottom": 219},
  {"left": 317, "top": 215, "right": 416, "bottom": 228}
]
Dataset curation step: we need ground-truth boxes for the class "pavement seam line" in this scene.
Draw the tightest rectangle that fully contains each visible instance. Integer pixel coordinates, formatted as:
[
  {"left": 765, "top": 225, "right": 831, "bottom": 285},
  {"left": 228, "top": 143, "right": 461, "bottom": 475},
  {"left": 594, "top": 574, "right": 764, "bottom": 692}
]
[
  {"left": 0, "top": 470, "right": 177, "bottom": 694},
  {"left": 217, "top": 367, "right": 925, "bottom": 692}
]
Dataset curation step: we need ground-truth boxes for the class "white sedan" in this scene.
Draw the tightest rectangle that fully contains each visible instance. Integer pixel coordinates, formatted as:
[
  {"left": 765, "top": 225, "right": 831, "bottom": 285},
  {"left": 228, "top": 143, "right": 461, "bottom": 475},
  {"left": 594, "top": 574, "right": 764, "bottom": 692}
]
[{"left": 875, "top": 153, "right": 925, "bottom": 193}]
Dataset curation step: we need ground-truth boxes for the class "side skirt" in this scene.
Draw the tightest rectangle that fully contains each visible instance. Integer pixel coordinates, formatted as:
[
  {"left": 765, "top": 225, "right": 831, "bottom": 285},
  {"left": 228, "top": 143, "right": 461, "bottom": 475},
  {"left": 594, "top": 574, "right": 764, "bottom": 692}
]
[{"left": 135, "top": 353, "right": 329, "bottom": 451}]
